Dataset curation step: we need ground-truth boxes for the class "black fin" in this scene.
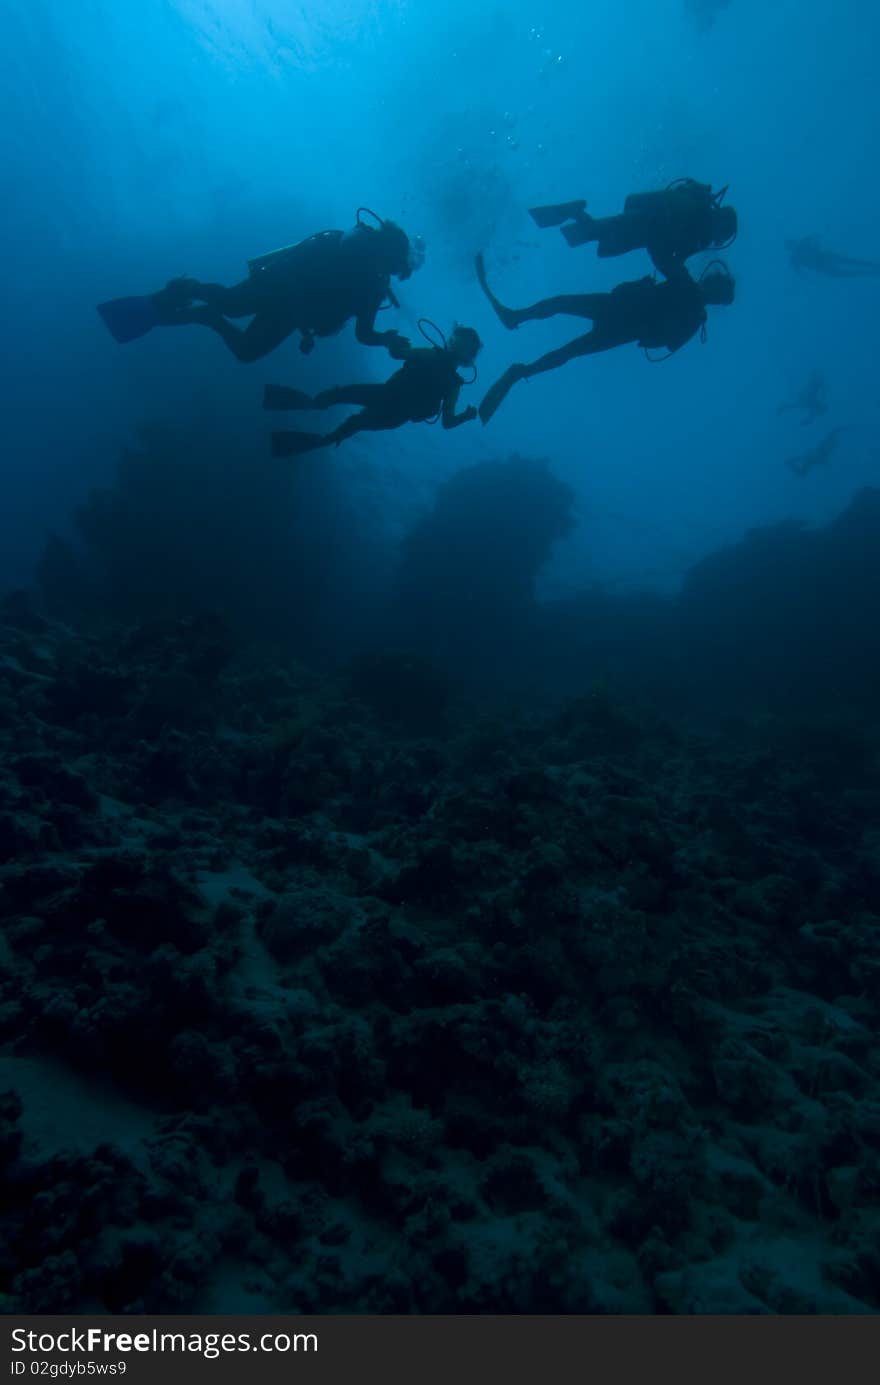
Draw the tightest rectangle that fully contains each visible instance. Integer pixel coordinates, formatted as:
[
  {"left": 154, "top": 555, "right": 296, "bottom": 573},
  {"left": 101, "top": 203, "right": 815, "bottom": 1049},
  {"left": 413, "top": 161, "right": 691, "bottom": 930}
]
[
  {"left": 271, "top": 430, "right": 326, "bottom": 458},
  {"left": 529, "top": 200, "right": 587, "bottom": 228},
  {"left": 263, "top": 385, "right": 315, "bottom": 411}
]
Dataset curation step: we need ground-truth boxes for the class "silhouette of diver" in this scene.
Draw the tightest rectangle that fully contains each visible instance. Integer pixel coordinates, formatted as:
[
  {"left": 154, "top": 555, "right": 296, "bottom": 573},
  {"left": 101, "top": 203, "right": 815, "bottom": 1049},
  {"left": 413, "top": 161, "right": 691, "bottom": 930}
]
[
  {"left": 97, "top": 209, "right": 424, "bottom": 363},
  {"left": 786, "top": 235, "right": 880, "bottom": 279},
  {"left": 475, "top": 252, "right": 735, "bottom": 424},
  {"left": 786, "top": 426, "right": 847, "bottom": 477},
  {"left": 265, "top": 324, "right": 481, "bottom": 457},
  {"left": 684, "top": 0, "right": 732, "bottom": 31},
  {"left": 777, "top": 370, "right": 829, "bottom": 425},
  {"left": 529, "top": 179, "right": 737, "bottom": 279}
]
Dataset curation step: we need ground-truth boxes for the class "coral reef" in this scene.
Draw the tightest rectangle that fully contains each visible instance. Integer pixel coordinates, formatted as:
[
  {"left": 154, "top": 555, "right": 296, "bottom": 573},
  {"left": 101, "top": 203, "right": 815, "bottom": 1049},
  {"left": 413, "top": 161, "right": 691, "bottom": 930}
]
[
  {"left": 37, "top": 420, "right": 387, "bottom": 660},
  {"left": 1, "top": 592, "right": 877, "bottom": 1313}
]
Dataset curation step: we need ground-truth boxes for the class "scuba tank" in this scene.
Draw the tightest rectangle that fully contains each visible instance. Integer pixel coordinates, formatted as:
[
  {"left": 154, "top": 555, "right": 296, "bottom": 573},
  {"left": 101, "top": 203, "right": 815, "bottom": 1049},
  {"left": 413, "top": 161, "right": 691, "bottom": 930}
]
[
  {"left": 624, "top": 179, "right": 715, "bottom": 220},
  {"left": 644, "top": 261, "right": 729, "bottom": 361},
  {"left": 625, "top": 180, "right": 733, "bottom": 257},
  {"left": 247, "top": 207, "right": 421, "bottom": 284},
  {"left": 245, "top": 210, "right": 389, "bottom": 276},
  {"left": 248, "top": 207, "right": 385, "bottom": 275},
  {"left": 247, "top": 229, "right": 342, "bottom": 278},
  {"left": 622, "top": 190, "right": 670, "bottom": 220}
]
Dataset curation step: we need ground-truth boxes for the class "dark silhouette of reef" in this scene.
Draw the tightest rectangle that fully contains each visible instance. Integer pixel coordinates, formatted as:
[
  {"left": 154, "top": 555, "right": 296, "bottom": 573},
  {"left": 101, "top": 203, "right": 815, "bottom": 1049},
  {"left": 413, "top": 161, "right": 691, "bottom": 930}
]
[
  {"left": 34, "top": 423, "right": 880, "bottom": 726},
  {"left": 37, "top": 420, "right": 387, "bottom": 662},
  {"left": 388, "top": 479, "right": 880, "bottom": 721},
  {"left": 386, "top": 475, "right": 880, "bottom": 722},
  {"left": 391, "top": 455, "right": 575, "bottom": 686},
  {"left": 5, "top": 468, "right": 880, "bottom": 1314},
  {"left": 670, "top": 488, "right": 880, "bottom": 716}
]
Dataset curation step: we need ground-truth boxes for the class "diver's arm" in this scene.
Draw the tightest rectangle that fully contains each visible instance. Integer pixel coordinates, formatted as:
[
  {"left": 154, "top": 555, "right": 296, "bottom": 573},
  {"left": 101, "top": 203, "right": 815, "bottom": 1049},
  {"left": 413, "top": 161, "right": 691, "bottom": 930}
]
[
  {"left": 354, "top": 310, "right": 410, "bottom": 354},
  {"left": 441, "top": 384, "right": 477, "bottom": 429},
  {"left": 354, "top": 306, "right": 389, "bottom": 345},
  {"left": 355, "top": 292, "right": 410, "bottom": 355}
]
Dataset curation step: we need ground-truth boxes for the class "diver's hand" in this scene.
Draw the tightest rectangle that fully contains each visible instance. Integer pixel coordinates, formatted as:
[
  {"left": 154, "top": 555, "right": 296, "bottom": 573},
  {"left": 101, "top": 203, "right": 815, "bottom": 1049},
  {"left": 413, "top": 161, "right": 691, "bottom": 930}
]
[
  {"left": 386, "top": 333, "right": 411, "bottom": 360},
  {"left": 461, "top": 405, "right": 478, "bottom": 423}
]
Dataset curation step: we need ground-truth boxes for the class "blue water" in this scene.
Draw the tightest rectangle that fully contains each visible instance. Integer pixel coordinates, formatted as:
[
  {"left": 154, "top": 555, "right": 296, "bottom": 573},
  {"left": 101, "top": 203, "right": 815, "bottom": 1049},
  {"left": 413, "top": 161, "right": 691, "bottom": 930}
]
[
  {"left": 1, "top": 1, "right": 879, "bottom": 1319},
  {"left": 2, "top": 0, "right": 878, "bottom": 594}
]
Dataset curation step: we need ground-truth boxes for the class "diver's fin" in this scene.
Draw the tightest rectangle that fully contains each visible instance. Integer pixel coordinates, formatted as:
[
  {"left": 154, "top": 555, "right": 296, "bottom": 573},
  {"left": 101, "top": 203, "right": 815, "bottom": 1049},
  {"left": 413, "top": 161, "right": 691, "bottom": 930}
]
[
  {"left": 478, "top": 366, "right": 524, "bottom": 426},
  {"left": 474, "top": 253, "right": 521, "bottom": 331},
  {"left": 529, "top": 200, "right": 587, "bottom": 228},
  {"left": 96, "top": 295, "right": 160, "bottom": 344},
  {"left": 561, "top": 216, "right": 597, "bottom": 248},
  {"left": 263, "top": 385, "right": 315, "bottom": 411},
  {"left": 271, "top": 430, "right": 326, "bottom": 458}
]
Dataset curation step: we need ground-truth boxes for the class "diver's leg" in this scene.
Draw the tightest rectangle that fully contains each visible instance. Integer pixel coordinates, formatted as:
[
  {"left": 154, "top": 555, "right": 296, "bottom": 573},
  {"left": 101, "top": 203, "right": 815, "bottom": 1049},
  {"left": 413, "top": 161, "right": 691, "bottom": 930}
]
[
  {"left": 271, "top": 430, "right": 332, "bottom": 458},
  {"left": 475, "top": 252, "right": 535, "bottom": 329},
  {"left": 178, "top": 309, "right": 298, "bottom": 363},
  {"left": 151, "top": 277, "right": 259, "bottom": 322},
  {"left": 592, "top": 214, "right": 648, "bottom": 259},
  {"left": 560, "top": 214, "right": 601, "bottom": 248},
  {"left": 478, "top": 330, "right": 610, "bottom": 424},
  {"left": 522, "top": 330, "right": 612, "bottom": 377},
  {"left": 476, "top": 252, "right": 604, "bottom": 331},
  {"left": 529, "top": 199, "right": 588, "bottom": 229},
  {"left": 272, "top": 408, "right": 392, "bottom": 457},
  {"left": 263, "top": 385, "right": 316, "bottom": 410},
  {"left": 326, "top": 409, "right": 400, "bottom": 445},
  {"left": 511, "top": 293, "right": 605, "bottom": 325},
  {"left": 187, "top": 278, "right": 260, "bottom": 315},
  {"left": 328, "top": 414, "right": 371, "bottom": 445},
  {"left": 313, "top": 384, "right": 387, "bottom": 409}
]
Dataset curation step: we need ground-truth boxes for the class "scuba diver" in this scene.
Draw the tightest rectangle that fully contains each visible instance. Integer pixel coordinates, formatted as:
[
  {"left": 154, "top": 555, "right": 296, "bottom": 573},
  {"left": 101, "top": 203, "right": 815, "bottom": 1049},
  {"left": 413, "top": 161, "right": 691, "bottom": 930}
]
[
  {"left": 96, "top": 209, "right": 424, "bottom": 363},
  {"left": 684, "top": 0, "right": 733, "bottom": 30},
  {"left": 475, "top": 252, "right": 735, "bottom": 424},
  {"left": 265, "top": 323, "right": 482, "bottom": 457},
  {"left": 786, "top": 235, "right": 880, "bottom": 279},
  {"left": 529, "top": 178, "right": 737, "bottom": 279},
  {"left": 786, "top": 426, "right": 847, "bottom": 477},
  {"left": 777, "top": 370, "right": 829, "bottom": 425}
]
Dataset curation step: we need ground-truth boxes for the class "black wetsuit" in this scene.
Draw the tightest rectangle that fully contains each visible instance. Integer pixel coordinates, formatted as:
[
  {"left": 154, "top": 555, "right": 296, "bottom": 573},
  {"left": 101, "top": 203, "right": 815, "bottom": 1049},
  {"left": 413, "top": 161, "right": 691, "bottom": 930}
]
[
  {"left": 476, "top": 270, "right": 711, "bottom": 423},
  {"left": 590, "top": 183, "right": 718, "bottom": 277},
  {"left": 153, "top": 226, "right": 401, "bottom": 362},
  {"left": 326, "top": 347, "right": 464, "bottom": 423},
  {"left": 493, "top": 273, "right": 708, "bottom": 357},
  {"left": 601, "top": 274, "right": 708, "bottom": 351},
  {"left": 269, "top": 347, "right": 475, "bottom": 456}
]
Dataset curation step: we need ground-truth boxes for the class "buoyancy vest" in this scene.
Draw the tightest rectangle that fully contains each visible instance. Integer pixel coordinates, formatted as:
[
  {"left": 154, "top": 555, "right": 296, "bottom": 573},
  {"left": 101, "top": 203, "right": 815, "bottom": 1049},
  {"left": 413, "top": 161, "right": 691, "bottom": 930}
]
[
  {"left": 246, "top": 227, "right": 390, "bottom": 335},
  {"left": 382, "top": 348, "right": 462, "bottom": 421}
]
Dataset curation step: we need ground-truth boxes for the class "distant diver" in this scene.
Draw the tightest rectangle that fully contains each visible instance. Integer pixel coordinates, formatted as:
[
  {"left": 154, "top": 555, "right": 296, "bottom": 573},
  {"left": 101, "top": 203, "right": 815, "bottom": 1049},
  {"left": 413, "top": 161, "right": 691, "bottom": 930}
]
[
  {"left": 529, "top": 178, "right": 737, "bottom": 278},
  {"left": 96, "top": 209, "right": 424, "bottom": 363},
  {"left": 777, "top": 370, "right": 829, "bottom": 425},
  {"left": 786, "top": 426, "right": 847, "bottom": 478},
  {"left": 684, "top": 0, "right": 733, "bottom": 31},
  {"left": 786, "top": 235, "right": 880, "bottom": 279},
  {"left": 265, "top": 323, "right": 481, "bottom": 457},
  {"left": 475, "top": 252, "right": 735, "bottom": 424}
]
